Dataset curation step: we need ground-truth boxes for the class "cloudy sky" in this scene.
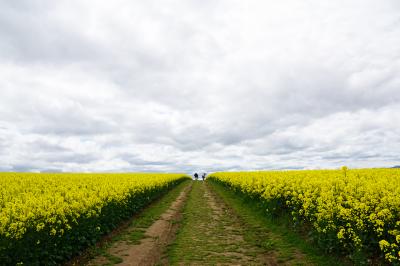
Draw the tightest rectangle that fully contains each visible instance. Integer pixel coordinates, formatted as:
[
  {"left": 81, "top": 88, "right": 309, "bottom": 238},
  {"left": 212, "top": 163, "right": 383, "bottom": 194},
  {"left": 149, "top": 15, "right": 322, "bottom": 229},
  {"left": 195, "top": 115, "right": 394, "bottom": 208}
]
[{"left": 0, "top": 0, "right": 399, "bottom": 173}]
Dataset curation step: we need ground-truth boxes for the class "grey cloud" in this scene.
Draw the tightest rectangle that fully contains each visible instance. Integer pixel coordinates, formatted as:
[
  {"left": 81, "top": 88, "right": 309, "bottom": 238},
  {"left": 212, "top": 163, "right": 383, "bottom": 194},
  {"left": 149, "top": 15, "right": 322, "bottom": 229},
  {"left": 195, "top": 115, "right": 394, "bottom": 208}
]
[
  {"left": 28, "top": 139, "right": 69, "bottom": 153},
  {"left": 45, "top": 153, "right": 98, "bottom": 164},
  {"left": 10, "top": 164, "right": 38, "bottom": 172},
  {"left": 117, "top": 152, "right": 174, "bottom": 167},
  {"left": 0, "top": 2, "right": 102, "bottom": 63}
]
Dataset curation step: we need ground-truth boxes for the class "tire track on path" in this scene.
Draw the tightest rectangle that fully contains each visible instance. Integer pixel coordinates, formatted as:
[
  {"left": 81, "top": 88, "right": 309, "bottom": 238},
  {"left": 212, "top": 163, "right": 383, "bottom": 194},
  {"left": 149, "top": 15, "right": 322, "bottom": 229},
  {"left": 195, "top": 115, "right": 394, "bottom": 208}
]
[{"left": 87, "top": 183, "right": 192, "bottom": 266}]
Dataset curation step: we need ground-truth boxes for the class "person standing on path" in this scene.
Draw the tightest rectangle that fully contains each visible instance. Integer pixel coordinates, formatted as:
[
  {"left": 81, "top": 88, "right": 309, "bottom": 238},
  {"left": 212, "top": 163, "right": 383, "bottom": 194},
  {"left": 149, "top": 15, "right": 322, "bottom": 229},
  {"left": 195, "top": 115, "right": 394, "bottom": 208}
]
[
  {"left": 194, "top": 173, "right": 199, "bottom": 180},
  {"left": 201, "top": 173, "right": 206, "bottom": 181}
]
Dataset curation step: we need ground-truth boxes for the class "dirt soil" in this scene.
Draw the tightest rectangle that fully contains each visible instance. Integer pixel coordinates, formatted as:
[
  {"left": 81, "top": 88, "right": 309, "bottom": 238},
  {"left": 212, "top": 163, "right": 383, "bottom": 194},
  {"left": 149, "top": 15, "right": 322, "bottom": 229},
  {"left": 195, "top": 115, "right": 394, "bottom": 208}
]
[{"left": 88, "top": 184, "right": 192, "bottom": 266}]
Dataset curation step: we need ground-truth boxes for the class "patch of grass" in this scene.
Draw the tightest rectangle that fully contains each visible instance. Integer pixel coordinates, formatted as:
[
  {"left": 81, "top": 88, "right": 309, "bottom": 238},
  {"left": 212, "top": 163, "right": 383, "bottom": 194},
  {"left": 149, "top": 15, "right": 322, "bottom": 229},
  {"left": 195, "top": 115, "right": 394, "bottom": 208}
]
[
  {"left": 126, "top": 229, "right": 145, "bottom": 244},
  {"left": 103, "top": 253, "right": 123, "bottom": 265},
  {"left": 208, "top": 180, "right": 349, "bottom": 266},
  {"left": 167, "top": 182, "right": 208, "bottom": 263},
  {"left": 167, "top": 182, "right": 235, "bottom": 265},
  {"left": 168, "top": 182, "right": 273, "bottom": 265},
  {"left": 261, "top": 239, "right": 276, "bottom": 251}
]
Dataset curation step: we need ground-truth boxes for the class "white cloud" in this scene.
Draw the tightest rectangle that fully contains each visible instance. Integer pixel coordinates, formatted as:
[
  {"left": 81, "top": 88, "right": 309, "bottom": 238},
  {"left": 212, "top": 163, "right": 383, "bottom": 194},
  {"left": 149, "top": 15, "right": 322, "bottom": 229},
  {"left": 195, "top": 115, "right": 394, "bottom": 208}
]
[{"left": 0, "top": 0, "right": 399, "bottom": 172}]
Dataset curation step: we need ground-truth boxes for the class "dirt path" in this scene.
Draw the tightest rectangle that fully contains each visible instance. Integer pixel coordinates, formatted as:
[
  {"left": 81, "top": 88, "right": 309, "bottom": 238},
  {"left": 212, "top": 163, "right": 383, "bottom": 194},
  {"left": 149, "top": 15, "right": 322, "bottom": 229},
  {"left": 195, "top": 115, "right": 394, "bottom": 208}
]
[
  {"left": 87, "top": 183, "right": 192, "bottom": 266},
  {"left": 86, "top": 181, "right": 320, "bottom": 266},
  {"left": 167, "top": 182, "right": 279, "bottom": 265}
]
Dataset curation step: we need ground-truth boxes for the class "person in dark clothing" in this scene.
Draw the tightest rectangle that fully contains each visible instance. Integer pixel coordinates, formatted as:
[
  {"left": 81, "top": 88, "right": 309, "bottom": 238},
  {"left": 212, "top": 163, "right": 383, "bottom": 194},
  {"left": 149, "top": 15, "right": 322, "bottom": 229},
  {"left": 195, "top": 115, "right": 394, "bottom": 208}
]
[
  {"left": 201, "top": 173, "right": 206, "bottom": 181},
  {"left": 194, "top": 173, "right": 199, "bottom": 180}
]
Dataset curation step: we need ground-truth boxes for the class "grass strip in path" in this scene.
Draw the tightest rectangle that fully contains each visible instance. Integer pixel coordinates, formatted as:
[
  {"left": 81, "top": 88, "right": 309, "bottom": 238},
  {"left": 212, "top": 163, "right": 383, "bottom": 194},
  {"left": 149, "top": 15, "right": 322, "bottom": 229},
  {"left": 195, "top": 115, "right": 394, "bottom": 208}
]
[
  {"left": 167, "top": 181, "right": 280, "bottom": 265},
  {"left": 208, "top": 180, "right": 349, "bottom": 266},
  {"left": 71, "top": 180, "right": 191, "bottom": 266}
]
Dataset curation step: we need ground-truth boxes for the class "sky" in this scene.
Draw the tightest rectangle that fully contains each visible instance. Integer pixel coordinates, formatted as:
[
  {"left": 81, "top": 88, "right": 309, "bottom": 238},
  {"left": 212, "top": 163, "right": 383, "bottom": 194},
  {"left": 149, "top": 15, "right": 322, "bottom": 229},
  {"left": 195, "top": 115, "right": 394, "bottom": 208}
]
[{"left": 0, "top": 0, "right": 399, "bottom": 173}]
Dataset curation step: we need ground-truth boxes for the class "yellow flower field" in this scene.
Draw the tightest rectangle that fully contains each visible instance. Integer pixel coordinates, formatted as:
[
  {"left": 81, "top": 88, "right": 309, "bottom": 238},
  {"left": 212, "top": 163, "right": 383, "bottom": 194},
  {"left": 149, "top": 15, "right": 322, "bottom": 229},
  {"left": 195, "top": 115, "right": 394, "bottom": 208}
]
[
  {"left": 0, "top": 173, "right": 189, "bottom": 265},
  {"left": 208, "top": 169, "right": 400, "bottom": 262}
]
